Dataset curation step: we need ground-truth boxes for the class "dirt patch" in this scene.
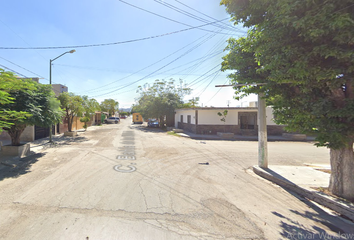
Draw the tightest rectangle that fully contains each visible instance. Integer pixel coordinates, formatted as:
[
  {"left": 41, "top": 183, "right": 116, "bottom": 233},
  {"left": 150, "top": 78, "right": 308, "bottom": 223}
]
[
  {"left": 315, "top": 169, "right": 331, "bottom": 174},
  {"left": 312, "top": 187, "right": 354, "bottom": 204}
]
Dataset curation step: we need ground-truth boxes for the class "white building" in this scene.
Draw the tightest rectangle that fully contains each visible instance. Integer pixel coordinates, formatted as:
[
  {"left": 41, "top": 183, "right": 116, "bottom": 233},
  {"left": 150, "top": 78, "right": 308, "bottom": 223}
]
[{"left": 174, "top": 107, "right": 284, "bottom": 136}]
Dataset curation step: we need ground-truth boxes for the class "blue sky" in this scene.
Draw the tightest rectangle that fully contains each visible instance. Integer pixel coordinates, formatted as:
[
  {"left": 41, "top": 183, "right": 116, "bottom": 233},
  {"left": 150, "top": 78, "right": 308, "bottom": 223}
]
[{"left": 0, "top": 0, "right": 257, "bottom": 108}]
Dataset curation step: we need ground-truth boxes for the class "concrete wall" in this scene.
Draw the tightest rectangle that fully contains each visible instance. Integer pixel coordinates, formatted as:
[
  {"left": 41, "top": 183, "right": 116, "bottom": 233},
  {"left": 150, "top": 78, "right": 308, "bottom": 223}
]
[
  {"left": 198, "top": 109, "right": 255, "bottom": 125},
  {"left": 175, "top": 109, "right": 196, "bottom": 128},
  {"left": 52, "top": 84, "right": 68, "bottom": 97},
  {"left": 0, "top": 125, "right": 35, "bottom": 143},
  {"left": 175, "top": 107, "right": 285, "bottom": 136},
  {"left": 266, "top": 107, "right": 278, "bottom": 126}
]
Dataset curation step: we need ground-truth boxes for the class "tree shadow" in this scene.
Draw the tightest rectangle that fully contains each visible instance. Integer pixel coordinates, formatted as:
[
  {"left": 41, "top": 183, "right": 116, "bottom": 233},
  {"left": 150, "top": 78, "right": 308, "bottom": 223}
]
[
  {"left": 0, "top": 152, "right": 45, "bottom": 181},
  {"left": 129, "top": 124, "right": 165, "bottom": 133},
  {"left": 271, "top": 193, "right": 354, "bottom": 239},
  {"left": 42, "top": 135, "right": 90, "bottom": 148}
]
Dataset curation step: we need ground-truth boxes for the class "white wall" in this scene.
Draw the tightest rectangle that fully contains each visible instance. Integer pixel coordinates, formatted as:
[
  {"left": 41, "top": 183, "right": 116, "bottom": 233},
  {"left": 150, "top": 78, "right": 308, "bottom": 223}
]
[
  {"left": 175, "top": 109, "right": 196, "bottom": 128},
  {"left": 198, "top": 109, "right": 239, "bottom": 125},
  {"left": 266, "top": 107, "right": 277, "bottom": 125},
  {"left": 175, "top": 107, "right": 278, "bottom": 127}
]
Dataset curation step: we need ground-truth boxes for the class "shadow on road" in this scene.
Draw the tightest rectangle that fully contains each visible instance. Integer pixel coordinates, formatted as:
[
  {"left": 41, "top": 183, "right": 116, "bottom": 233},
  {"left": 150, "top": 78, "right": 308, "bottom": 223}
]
[
  {"left": 0, "top": 152, "right": 45, "bottom": 181},
  {"left": 271, "top": 192, "right": 354, "bottom": 239},
  {"left": 129, "top": 124, "right": 165, "bottom": 133}
]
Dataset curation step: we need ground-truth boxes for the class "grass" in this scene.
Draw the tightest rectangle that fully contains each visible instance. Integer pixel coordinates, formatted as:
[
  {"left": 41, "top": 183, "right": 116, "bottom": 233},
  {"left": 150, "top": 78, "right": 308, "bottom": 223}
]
[{"left": 167, "top": 131, "right": 181, "bottom": 137}]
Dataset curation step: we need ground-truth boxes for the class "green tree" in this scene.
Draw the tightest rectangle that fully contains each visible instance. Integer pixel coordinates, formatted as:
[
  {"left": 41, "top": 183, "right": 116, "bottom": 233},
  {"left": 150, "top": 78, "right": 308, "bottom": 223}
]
[
  {"left": 0, "top": 69, "right": 36, "bottom": 133},
  {"left": 80, "top": 96, "right": 100, "bottom": 130},
  {"left": 221, "top": 0, "right": 354, "bottom": 201},
  {"left": 100, "top": 99, "right": 119, "bottom": 116},
  {"left": 136, "top": 79, "right": 191, "bottom": 127},
  {"left": 180, "top": 97, "right": 200, "bottom": 108},
  {"left": 58, "top": 92, "right": 84, "bottom": 132},
  {"left": 1, "top": 78, "right": 64, "bottom": 145}
]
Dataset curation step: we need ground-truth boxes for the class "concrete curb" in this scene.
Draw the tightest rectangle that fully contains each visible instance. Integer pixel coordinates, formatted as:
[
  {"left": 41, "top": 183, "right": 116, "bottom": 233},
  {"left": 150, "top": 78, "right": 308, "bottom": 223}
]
[{"left": 253, "top": 166, "right": 354, "bottom": 222}]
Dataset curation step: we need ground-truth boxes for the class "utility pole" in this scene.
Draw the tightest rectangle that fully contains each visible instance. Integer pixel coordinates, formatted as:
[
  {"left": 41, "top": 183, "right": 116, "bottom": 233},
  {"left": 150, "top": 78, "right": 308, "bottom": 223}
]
[
  {"left": 257, "top": 92, "right": 268, "bottom": 168},
  {"left": 215, "top": 83, "right": 268, "bottom": 169}
]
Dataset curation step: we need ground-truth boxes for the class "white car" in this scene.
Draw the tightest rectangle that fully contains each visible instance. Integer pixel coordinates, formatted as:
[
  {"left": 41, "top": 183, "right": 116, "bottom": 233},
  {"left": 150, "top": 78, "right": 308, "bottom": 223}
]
[{"left": 105, "top": 117, "right": 120, "bottom": 124}]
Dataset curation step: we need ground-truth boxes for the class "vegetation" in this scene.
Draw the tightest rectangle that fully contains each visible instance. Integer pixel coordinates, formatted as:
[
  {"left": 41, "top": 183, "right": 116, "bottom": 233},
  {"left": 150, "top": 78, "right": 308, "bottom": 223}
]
[
  {"left": 134, "top": 79, "right": 191, "bottom": 127},
  {"left": 0, "top": 69, "right": 36, "bottom": 133},
  {"left": 80, "top": 96, "right": 100, "bottom": 131},
  {"left": 217, "top": 110, "right": 228, "bottom": 133},
  {"left": 119, "top": 111, "right": 129, "bottom": 117},
  {"left": 58, "top": 92, "right": 84, "bottom": 132},
  {"left": 1, "top": 75, "right": 64, "bottom": 145},
  {"left": 221, "top": 0, "right": 354, "bottom": 201},
  {"left": 100, "top": 99, "right": 119, "bottom": 116},
  {"left": 180, "top": 97, "right": 200, "bottom": 108}
]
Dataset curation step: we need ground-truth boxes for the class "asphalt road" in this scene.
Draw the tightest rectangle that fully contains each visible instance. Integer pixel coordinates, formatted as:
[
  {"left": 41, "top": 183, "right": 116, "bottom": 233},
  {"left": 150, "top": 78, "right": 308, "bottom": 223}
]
[{"left": 0, "top": 118, "right": 353, "bottom": 240}]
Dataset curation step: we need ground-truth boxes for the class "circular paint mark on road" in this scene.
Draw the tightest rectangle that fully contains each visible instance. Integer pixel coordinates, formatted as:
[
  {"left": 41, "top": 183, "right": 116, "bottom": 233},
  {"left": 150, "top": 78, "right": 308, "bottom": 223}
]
[{"left": 114, "top": 164, "right": 136, "bottom": 173}]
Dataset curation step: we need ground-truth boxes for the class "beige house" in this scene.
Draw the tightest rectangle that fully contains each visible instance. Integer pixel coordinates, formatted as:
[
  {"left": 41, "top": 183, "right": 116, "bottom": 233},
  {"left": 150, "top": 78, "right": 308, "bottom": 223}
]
[{"left": 175, "top": 106, "right": 284, "bottom": 136}]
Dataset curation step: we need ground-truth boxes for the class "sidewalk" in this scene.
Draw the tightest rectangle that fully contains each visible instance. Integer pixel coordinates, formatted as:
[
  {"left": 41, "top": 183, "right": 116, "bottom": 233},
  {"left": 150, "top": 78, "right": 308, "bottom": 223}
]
[
  {"left": 177, "top": 131, "right": 316, "bottom": 141},
  {"left": 253, "top": 165, "right": 354, "bottom": 222},
  {"left": 0, "top": 128, "right": 92, "bottom": 169}
]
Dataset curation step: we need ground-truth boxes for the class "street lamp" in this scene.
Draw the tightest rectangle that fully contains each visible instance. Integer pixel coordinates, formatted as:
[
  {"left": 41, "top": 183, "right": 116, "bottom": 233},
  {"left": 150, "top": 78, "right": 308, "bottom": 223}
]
[{"left": 49, "top": 49, "right": 75, "bottom": 143}]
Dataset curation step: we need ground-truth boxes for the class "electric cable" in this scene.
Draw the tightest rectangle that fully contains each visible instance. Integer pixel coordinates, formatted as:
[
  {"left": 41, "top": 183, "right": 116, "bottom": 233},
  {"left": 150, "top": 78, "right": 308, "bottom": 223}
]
[
  {"left": 0, "top": 56, "right": 46, "bottom": 79},
  {"left": 0, "top": 64, "right": 28, "bottom": 78},
  {"left": 0, "top": 18, "right": 230, "bottom": 50},
  {"left": 90, "top": 32, "right": 216, "bottom": 98},
  {"left": 72, "top": 32, "right": 214, "bottom": 94},
  {"left": 154, "top": 0, "right": 241, "bottom": 32},
  {"left": 174, "top": 0, "right": 243, "bottom": 31},
  {"left": 117, "top": 0, "right": 232, "bottom": 35}
]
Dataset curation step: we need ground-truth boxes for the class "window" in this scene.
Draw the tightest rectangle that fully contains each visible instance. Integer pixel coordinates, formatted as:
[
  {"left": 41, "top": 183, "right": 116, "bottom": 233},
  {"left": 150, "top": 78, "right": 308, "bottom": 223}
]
[
  {"left": 239, "top": 112, "right": 257, "bottom": 129},
  {"left": 180, "top": 115, "right": 183, "bottom": 123},
  {"left": 187, "top": 115, "right": 191, "bottom": 124}
]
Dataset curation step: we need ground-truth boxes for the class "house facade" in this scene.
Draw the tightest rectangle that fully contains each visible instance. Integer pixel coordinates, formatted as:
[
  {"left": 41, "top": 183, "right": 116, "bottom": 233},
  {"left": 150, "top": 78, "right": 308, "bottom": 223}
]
[{"left": 175, "top": 107, "right": 284, "bottom": 136}]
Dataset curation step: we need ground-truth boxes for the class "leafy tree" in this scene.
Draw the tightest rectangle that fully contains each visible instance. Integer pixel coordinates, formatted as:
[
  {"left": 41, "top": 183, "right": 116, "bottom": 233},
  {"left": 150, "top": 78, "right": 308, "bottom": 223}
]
[
  {"left": 80, "top": 96, "right": 100, "bottom": 130},
  {"left": 58, "top": 92, "right": 84, "bottom": 132},
  {"left": 180, "top": 97, "right": 200, "bottom": 108},
  {"left": 0, "top": 69, "right": 36, "bottom": 133},
  {"left": 221, "top": 0, "right": 354, "bottom": 201},
  {"left": 100, "top": 99, "right": 119, "bottom": 117},
  {"left": 119, "top": 111, "right": 129, "bottom": 117},
  {"left": 136, "top": 79, "right": 191, "bottom": 127},
  {"left": 1, "top": 78, "right": 64, "bottom": 145}
]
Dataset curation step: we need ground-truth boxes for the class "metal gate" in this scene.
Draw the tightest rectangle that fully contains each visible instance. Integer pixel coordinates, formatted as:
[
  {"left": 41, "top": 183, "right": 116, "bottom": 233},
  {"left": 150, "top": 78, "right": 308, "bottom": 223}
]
[{"left": 35, "top": 125, "right": 50, "bottom": 140}]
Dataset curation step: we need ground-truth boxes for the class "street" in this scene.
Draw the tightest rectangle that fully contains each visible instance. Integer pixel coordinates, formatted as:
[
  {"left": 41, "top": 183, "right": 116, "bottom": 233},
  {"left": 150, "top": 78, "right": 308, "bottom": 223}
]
[{"left": 0, "top": 118, "right": 353, "bottom": 240}]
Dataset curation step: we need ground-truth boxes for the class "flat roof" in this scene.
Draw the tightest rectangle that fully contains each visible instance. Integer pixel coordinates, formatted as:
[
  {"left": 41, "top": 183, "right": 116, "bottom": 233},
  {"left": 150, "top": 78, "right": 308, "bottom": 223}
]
[{"left": 176, "top": 107, "right": 258, "bottom": 110}]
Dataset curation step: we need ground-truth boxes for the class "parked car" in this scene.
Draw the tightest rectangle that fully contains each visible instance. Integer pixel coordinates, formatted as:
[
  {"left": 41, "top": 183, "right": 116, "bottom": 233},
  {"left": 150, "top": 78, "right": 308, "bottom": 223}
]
[
  {"left": 105, "top": 117, "right": 120, "bottom": 124},
  {"left": 148, "top": 119, "right": 159, "bottom": 128},
  {"left": 120, "top": 115, "right": 127, "bottom": 119}
]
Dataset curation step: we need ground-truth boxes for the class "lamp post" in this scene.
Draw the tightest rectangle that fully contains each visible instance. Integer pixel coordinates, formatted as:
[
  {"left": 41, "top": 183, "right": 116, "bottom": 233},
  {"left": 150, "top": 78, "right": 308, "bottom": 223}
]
[{"left": 49, "top": 49, "right": 75, "bottom": 143}]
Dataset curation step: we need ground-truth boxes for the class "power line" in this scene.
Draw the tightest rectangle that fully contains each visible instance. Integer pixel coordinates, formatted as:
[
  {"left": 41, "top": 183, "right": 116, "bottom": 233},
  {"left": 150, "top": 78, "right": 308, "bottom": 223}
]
[
  {"left": 0, "top": 56, "right": 46, "bottom": 79},
  {"left": 117, "top": 0, "right": 232, "bottom": 35},
  {"left": 174, "top": 0, "right": 242, "bottom": 32},
  {"left": 90, "top": 31, "right": 215, "bottom": 98},
  {"left": 0, "top": 64, "right": 28, "bottom": 77},
  {"left": 205, "top": 79, "right": 229, "bottom": 104},
  {"left": 72, "top": 33, "right": 214, "bottom": 94},
  {"left": 187, "top": 64, "right": 221, "bottom": 87},
  {"left": 0, "top": 19, "right": 230, "bottom": 50},
  {"left": 153, "top": 0, "right": 239, "bottom": 32},
  {"left": 196, "top": 70, "right": 221, "bottom": 97}
]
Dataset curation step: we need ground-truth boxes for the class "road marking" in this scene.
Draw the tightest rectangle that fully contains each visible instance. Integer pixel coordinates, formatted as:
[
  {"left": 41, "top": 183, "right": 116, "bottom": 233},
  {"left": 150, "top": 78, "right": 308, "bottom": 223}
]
[{"left": 114, "top": 164, "right": 137, "bottom": 173}]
